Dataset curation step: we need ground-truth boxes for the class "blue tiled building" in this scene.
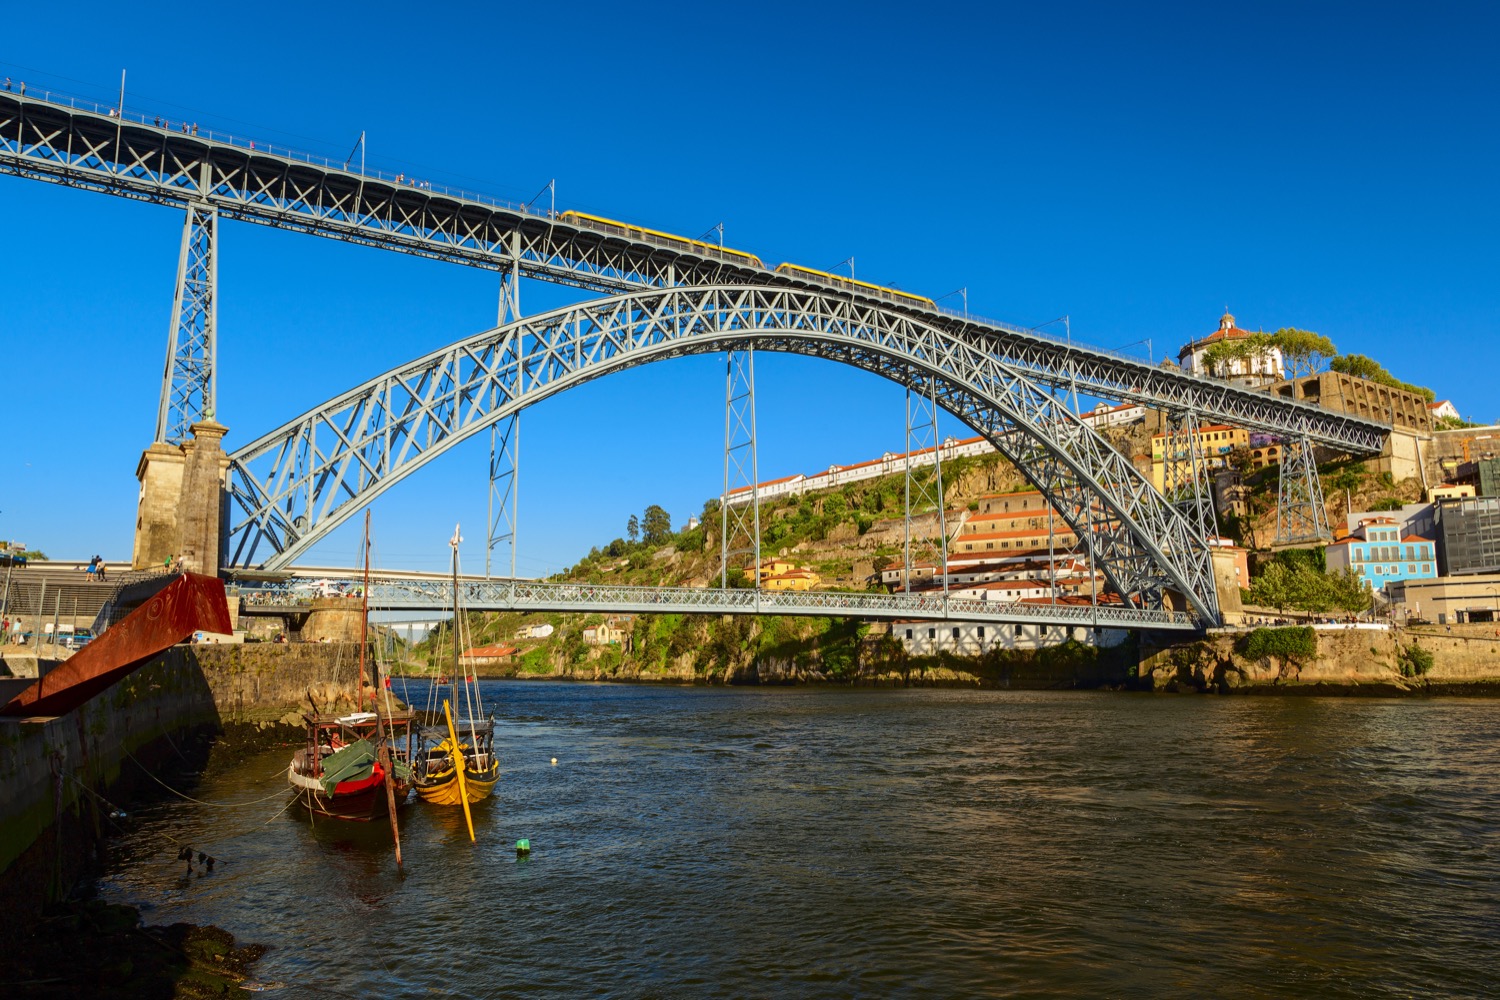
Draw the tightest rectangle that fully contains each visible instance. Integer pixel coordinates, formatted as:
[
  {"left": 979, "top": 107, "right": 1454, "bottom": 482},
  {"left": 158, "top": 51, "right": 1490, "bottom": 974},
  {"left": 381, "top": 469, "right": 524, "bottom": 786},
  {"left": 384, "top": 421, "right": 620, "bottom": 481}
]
[{"left": 1325, "top": 516, "right": 1437, "bottom": 592}]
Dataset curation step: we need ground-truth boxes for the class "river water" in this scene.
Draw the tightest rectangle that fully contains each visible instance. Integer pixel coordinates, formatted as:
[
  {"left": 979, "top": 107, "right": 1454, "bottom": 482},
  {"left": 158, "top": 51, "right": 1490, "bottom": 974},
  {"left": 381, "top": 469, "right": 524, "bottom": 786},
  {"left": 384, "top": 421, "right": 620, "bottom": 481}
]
[{"left": 98, "top": 683, "right": 1499, "bottom": 998}]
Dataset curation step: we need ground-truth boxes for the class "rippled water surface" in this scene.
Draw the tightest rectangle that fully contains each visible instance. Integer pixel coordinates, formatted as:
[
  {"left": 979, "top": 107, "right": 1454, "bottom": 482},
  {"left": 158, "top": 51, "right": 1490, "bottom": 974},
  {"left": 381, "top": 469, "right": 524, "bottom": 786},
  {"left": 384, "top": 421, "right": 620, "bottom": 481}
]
[{"left": 99, "top": 684, "right": 1500, "bottom": 998}]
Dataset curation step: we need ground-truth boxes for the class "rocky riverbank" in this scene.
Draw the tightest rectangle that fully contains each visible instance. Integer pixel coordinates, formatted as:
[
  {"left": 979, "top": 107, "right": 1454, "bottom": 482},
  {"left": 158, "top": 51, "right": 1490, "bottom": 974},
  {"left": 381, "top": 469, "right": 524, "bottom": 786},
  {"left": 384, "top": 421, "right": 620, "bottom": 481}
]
[
  {"left": 1139, "top": 623, "right": 1500, "bottom": 694},
  {"left": 0, "top": 899, "right": 267, "bottom": 999}
]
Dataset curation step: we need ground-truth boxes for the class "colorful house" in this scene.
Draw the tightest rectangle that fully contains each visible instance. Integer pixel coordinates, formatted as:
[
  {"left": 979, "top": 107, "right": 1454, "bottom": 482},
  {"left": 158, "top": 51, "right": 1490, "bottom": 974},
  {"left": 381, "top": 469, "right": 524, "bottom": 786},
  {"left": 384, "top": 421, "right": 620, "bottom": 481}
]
[{"left": 1324, "top": 517, "right": 1437, "bottom": 592}]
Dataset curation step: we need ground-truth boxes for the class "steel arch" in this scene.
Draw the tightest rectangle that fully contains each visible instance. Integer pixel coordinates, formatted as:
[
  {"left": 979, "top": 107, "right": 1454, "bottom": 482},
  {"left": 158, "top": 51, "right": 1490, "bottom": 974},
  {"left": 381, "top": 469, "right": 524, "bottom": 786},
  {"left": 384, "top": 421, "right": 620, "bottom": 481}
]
[{"left": 226, "top": 285, "right": 1219, "bottom": 623}]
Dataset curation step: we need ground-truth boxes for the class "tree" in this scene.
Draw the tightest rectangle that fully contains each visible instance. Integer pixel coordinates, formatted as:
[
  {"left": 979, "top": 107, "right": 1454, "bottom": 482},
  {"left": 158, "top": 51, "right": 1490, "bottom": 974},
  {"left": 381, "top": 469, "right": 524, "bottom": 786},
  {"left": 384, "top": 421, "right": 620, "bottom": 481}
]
[
  {"left": 1330, "top": 354, "right": 1436, "bottom": 403},
  {"left": 1326, "top": 463, "right": 1366, "bottom": 494},
  {"left": 1200, "top": 333, "right": 1276, "bottom": 380},
  {"left": 1267, "top": 328, "right": 1338, "bottom": 379},
  {"left": 642, "top": 504, "right": 672, "bottom": 545},
  {"left": 1330, "top": 353, "right": 1384, "bottom": 381},
  {"left": 1326, "top": 569, "right": 1372, "bottom": 614},
  {"left": 1288, "top": 565, "right": 1335, "bottom": 615},
  {"left": 1248, "top": 562, "right": 1295, "bottom": 614},
  {"left": 627, "top": 514, "right": 639, "bottom": 544}
]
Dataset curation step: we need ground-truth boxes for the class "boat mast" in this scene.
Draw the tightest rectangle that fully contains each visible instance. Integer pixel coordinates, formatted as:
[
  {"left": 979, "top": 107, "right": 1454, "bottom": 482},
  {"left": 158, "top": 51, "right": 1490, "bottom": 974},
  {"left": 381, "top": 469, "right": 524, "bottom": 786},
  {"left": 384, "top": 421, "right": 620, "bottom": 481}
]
[
  {"left": 450, "top": 524, "right": 462, "bottom": 715},
  {"left": 358, "top": 512, "right": 369, "bottom": 711},
  {"left": 367, "top": 510, "right": 404, "bottom": 870}
]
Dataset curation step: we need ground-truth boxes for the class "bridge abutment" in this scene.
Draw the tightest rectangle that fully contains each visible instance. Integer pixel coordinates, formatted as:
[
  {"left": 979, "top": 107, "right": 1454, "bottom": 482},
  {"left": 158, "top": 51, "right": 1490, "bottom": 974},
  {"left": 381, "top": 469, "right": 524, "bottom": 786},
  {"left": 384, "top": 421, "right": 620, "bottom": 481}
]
[{"left": 132, "top": 420, "right": 230, "bottom": 574}]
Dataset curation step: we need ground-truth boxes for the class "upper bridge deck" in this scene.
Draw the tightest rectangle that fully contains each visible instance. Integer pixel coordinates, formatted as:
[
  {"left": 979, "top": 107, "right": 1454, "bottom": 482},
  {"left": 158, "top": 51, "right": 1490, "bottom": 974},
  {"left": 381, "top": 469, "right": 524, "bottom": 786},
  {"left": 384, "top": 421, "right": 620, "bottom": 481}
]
[{"left": 0, "top": 88, "right": 1390, "bottom": 452}]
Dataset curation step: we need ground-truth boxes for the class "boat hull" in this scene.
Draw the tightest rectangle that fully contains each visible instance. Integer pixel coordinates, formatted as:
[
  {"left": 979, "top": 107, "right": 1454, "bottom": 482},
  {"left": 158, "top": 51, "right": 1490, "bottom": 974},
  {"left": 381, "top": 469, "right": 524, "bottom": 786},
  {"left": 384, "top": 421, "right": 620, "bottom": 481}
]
[
  {"left": 415, "top": 763, "right": 499, "bottom": 806},
  {"left": 288, "top": 754, "right": 411, "bottom": 822}
]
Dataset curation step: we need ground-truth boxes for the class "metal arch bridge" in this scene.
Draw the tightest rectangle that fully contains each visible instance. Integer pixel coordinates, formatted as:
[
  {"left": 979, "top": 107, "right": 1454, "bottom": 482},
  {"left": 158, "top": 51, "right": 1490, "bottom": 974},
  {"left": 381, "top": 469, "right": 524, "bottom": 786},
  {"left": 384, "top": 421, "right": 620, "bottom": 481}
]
[
  {"left": 234, "top": 576, "right": 1198, "bottom": 631},
  {"left": 0, "top": 89, "right": 1390, "bottom": 450},
  {"left": 0, "top": 87, "right": 1395, "bottom": 630},
  {"left": 228, "top": 284, "right": 1229, "bottom": 620}
]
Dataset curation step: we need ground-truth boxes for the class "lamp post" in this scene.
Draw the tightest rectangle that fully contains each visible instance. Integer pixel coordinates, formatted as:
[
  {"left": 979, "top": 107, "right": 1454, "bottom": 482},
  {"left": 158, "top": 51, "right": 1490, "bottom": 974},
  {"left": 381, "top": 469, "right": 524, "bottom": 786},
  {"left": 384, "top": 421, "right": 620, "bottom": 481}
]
[
  {"left": 936, "top": 287, "right": 968, "bottom": 319},
  {"left": 1486, "top": 585, "right": 1499, "bottom": 625}
]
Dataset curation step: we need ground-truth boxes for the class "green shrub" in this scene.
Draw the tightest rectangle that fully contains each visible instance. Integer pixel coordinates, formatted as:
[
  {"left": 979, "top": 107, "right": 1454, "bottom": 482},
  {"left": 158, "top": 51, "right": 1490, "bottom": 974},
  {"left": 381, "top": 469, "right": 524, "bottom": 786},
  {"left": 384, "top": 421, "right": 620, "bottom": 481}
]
[
  {"left": 1399, "top": 643, "right": 1433, "bottom": 677},
  {"left": 1241, "top": 626, "right": 1317, "bottom": 660}
]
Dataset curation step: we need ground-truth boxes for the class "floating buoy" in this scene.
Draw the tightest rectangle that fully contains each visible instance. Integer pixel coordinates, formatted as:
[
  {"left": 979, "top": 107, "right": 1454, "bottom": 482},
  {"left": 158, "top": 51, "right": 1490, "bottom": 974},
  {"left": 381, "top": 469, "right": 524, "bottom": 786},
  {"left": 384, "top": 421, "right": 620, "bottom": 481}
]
[
  {"left": 550, "top": 757, "right": 557, "bottom": 766},
  {"left": 515, "top": 839, "right": 531, "bottom": 857}
]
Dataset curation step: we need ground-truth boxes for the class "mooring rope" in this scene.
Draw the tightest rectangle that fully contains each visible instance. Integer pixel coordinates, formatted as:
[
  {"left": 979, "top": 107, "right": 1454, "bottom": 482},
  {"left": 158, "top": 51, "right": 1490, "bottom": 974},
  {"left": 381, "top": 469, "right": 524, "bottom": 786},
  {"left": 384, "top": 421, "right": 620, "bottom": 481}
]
[{"left": 123, "top": 749, "right": 290, "bottom": 809}]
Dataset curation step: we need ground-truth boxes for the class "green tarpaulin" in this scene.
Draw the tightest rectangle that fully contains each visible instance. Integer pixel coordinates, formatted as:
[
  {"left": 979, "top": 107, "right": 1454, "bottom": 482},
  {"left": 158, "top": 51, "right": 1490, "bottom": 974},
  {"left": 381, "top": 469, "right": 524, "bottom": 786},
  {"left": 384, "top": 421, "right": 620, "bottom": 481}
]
[{"left": 319, "top": 739, "right": 376, "bottom": 796}]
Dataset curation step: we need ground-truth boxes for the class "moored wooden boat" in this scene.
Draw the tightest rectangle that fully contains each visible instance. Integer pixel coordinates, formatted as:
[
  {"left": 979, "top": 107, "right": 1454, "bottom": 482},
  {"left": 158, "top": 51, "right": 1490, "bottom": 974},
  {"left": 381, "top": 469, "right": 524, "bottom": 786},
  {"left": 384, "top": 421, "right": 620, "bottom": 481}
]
[
  {"left": 288, "top": 710, "right": 416, "bottom": 821},
  {"left": 410, "top": 525, "right": 502, "bottom": 824},
  {"left": 413, "top": 717, "right": 499, "bottom": 805}
]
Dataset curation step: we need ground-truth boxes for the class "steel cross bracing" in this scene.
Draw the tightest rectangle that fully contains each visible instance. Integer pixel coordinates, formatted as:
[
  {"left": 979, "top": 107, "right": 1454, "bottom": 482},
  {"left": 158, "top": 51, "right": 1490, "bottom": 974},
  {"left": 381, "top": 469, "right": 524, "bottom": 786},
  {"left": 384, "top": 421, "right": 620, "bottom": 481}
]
[
  {"left": 720, "top": 351, "right": 760, "bottom": 586},
  {"left": 0, "top": 92, "right": 1388, "bottom": 452},
  {"left": 1276, "top": 434, "right": 1332, "bottom": 544},
  {"left": 1161, "top": 411, "right": 1217, "bottom": 546},
  {"left": 903, "top": 385, "right": 949, "bottom": 596},
  {"left": 231, "top": 578, "right": 1197, "bottom": 630},
  {"left": 485, "top": 270, "right": 521, "bottom": 579},
  {"left": 156, "top": 203, "right": 217, "bottom": 443},
  {"left": 224, "top": 285, "right": 1221, "bottom": 624}
]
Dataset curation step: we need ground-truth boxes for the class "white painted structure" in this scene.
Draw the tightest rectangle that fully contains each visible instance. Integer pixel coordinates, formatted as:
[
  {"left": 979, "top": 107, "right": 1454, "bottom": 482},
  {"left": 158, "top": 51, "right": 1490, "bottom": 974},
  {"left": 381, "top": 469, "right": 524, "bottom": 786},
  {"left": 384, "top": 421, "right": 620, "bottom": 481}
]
[
  {"left": 896, "top": 620, "right": 1128, "bottom": 656},
  {"left": 1177, "top": 312, "right": 1285, "bottom": 385}
]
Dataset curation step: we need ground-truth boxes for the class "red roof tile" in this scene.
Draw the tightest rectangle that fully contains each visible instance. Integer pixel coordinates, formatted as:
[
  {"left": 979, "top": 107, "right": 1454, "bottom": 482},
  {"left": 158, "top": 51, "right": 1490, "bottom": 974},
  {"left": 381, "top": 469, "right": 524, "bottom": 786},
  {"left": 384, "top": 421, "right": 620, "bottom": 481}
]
[{"left": 462, "top": 644, "right": 517, "bottom": 658}]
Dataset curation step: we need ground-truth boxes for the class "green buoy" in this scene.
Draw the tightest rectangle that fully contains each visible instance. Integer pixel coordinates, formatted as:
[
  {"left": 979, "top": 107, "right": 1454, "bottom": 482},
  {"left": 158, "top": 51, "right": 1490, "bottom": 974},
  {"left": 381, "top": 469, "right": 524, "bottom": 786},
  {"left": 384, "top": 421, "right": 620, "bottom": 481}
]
[{"left": 515, "top": 838, "right": 531, "bottom": 857}]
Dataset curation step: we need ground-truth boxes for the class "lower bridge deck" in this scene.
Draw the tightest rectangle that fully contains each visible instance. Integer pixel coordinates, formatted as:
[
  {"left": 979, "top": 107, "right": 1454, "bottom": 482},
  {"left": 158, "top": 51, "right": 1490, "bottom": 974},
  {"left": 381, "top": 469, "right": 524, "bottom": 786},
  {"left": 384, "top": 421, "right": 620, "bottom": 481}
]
[{"left": 232, "top": 578, "right": 1201, "bottom": 631}]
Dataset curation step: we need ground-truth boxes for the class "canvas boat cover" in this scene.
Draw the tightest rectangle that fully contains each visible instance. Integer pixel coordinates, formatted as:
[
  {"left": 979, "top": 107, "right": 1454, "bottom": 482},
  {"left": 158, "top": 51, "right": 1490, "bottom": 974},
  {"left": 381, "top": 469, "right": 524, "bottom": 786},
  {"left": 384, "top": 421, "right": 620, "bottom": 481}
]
[{"left": 319, "top": 739, "right": 377, "bottom": 796}]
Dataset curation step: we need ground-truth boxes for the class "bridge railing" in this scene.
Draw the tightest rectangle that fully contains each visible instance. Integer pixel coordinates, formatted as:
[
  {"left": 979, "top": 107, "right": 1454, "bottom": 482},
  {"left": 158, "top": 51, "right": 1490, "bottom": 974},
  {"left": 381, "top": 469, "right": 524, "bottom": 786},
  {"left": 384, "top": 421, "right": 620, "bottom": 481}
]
[
  {"left": 2, "top": 83, "right": 543, "bottom": 216},
  {"left": 227, "top": 578, "right": 1197, "bottom": 628}
]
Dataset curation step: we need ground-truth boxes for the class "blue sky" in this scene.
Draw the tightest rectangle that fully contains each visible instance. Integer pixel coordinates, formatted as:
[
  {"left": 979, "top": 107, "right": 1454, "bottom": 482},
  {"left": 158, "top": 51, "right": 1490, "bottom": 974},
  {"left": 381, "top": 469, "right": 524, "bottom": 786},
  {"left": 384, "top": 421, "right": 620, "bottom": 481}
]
[{"left": 2, "top": 2, "right": 1496, "bottom": 574}]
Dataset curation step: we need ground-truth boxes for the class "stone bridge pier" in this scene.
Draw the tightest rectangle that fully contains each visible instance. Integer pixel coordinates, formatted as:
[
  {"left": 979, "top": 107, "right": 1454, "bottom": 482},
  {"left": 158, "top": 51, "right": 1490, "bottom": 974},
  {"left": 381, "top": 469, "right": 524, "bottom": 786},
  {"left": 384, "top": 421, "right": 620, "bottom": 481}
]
[{"left": 132, "top": 420, "right": 229, "bottom": 576}]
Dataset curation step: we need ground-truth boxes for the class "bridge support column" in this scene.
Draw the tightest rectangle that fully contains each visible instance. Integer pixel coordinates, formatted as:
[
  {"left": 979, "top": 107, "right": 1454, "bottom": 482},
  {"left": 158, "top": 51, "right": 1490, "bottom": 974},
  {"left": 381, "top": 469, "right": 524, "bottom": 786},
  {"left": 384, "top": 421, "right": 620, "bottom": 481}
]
[
  {"left": 903, "top": 384, "right": 949, "bottom": 596},
  {"left": 1275, "top": 434, "right": 1331, "bottom": 545},
  {"left": 1210, "top": 547, "right": 1244, "bottom": 622},
  {"left": 1162, "top": 410, "right": 1215, "bottom": 542},
  {"left": 487, "top": 261, "right": 521, "bottom": 581},
  {"left": 720, "top": 350, "right": 760, "bottom": 587},
  {"left": 132, "top": 419, "right": 229, "bottom": 574},
  {"left": 156, "top": 203, "right": 218, "bottom": 445}
]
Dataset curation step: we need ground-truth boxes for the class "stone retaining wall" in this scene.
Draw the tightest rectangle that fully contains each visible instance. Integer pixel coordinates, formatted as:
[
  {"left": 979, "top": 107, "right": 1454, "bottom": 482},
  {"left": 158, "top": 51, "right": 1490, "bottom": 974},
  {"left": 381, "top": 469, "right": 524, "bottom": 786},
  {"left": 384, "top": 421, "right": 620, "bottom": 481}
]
[
  {"left": 1139, "top": 625, "right": 1500, "bottom": 693},
  {"left": 0, "top": 651, "right": 219, "bottom": 904}
]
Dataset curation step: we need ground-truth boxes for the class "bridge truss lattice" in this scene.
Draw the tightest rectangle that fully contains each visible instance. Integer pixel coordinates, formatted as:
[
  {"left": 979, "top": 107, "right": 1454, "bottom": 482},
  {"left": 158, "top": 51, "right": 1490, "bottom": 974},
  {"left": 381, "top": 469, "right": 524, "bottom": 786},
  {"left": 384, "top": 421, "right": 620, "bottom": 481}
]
[{"left": 226, "top": 286, "right": 1222, "bottom": 623}]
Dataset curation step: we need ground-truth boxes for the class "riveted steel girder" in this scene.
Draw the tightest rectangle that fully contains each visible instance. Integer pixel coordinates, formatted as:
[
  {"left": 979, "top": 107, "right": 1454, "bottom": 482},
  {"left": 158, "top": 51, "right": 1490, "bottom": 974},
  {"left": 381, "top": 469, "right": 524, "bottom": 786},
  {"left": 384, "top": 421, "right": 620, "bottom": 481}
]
[
  {"left": 0, "top": 92, "right": 1389, "bottom": 452},
  {"left": 224, "top": 286, "right": 1221, "bottom": 623}
]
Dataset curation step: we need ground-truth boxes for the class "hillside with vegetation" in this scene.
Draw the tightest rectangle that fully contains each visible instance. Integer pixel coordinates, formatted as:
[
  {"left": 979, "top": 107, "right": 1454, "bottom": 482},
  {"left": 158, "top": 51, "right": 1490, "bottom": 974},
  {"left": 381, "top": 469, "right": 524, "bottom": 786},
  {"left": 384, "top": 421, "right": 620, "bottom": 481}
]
[
  {"left": 409, "top": 355, "right": 1440, "bottom": 682},
  {"left": 408, "top": 451, "right": 1144, "bottom": 686}
]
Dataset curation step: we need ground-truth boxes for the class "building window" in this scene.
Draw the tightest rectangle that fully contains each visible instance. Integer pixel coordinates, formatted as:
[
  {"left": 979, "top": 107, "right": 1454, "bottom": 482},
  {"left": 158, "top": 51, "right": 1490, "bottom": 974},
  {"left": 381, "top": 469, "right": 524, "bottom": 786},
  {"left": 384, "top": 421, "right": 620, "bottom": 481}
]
[
  {"left": 951, "top": 628, "right": 960, "bottom": 640},
  {"left": 905, "top": 629, "right": 912, "bottom": 640},
  {"left": 977, "top": 626, "right": 985, "bottom": 638},
  {"left": 928, "top": 629, "right": 935, "bottom": 639},
  {"left": 1408, "top": 565, "right": 1417, "bottom": 574},
  {"left": 1014, "top": 624, "right": 1023, "bottom": 637},
  {"left": 1422, "top": 564, "right": 1431, "bottom": 573}
]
